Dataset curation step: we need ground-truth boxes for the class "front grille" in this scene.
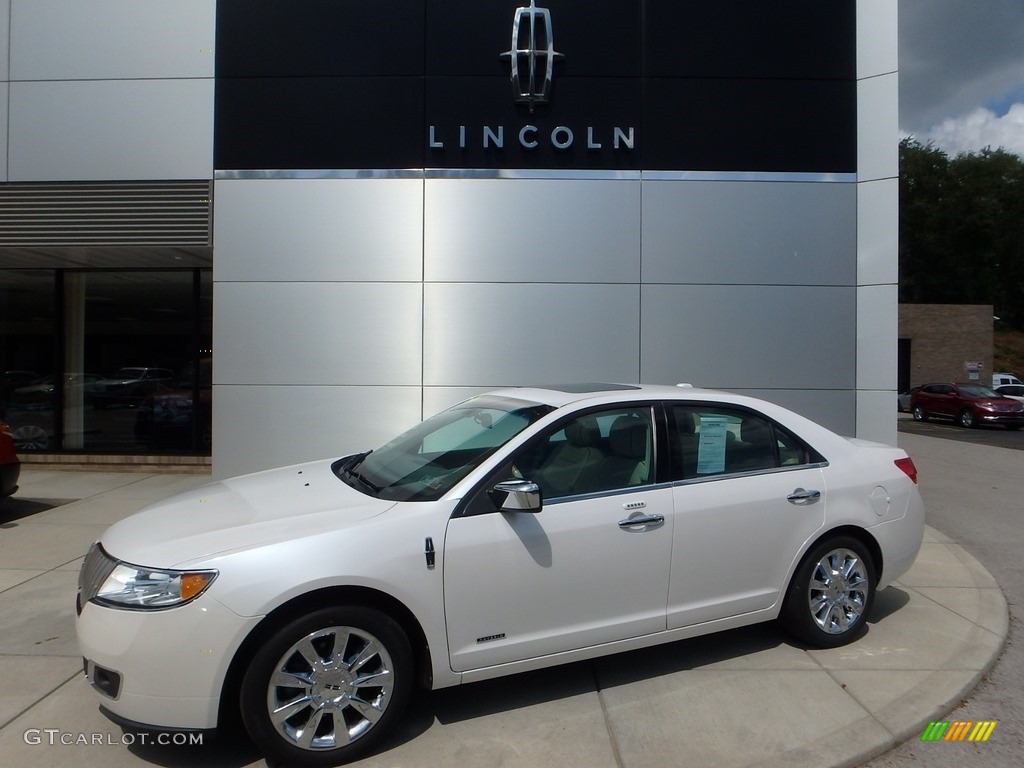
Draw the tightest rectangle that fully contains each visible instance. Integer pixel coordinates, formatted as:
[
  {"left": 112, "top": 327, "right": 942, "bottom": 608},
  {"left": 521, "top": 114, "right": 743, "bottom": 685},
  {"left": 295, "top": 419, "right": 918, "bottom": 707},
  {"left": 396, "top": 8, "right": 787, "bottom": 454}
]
[{"left": 77, "top": 543, "right": 117, "bottom": 614}]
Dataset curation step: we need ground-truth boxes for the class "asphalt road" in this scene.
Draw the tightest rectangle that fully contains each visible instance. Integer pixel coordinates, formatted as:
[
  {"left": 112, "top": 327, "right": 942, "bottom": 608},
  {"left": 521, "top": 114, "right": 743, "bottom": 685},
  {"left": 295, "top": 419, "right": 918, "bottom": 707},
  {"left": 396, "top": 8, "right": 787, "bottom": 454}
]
[
  {"left": 862, "top": 419, "right": 1024, "bottom": 766},
  {"left": 897, "top": 412, "right": 1024, "bottom": 450}
]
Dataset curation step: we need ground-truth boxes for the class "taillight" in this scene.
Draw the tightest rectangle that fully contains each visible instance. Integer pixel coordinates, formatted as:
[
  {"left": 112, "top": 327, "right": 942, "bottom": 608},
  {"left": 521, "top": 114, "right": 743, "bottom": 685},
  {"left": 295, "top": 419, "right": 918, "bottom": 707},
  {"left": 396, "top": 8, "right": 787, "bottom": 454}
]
[{"left": 895, "top": 456, "right": 918, "bottom": 484}]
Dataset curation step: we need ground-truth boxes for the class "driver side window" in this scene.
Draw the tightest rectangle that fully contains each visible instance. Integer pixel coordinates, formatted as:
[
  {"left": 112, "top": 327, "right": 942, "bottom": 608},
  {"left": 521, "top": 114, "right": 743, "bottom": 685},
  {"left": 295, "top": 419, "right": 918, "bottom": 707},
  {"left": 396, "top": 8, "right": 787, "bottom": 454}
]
[{"left": 515, "top": 408, "right": 654, "bottom": 500}]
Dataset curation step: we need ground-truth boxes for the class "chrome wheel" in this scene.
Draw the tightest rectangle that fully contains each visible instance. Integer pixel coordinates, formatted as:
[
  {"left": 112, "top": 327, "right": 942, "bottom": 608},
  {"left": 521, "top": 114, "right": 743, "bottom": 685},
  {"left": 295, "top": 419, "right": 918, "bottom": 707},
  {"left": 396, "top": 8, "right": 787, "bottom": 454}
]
[
  {"left": 959, "top": 409, "right": 976, "bottom": 428},
  {"left": 241, "top": 606, "right": 412, "bottom": 766},
  {"left": 807, "top": 548, "right": 869, "bottom": 634},
  {"left": 781, "top": 536, "right": 876, "bottom": 648},
  {"left": 911, "top": 404, "right": 927, "bottom": 422},
  {"left": 267, "top": 625, "right": 396, "bottom": 750}
]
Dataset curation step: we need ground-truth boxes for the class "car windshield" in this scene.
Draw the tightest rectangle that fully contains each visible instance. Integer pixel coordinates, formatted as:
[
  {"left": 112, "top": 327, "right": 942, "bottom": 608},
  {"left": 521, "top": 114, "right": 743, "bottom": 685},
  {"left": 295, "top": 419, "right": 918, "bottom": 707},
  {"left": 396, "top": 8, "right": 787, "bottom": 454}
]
[
  {"left": 335, "top": 395, "right": 555, "bottom": 502},
  {"left": 960, "top": 385, "right": 999, "bottom": 397}
]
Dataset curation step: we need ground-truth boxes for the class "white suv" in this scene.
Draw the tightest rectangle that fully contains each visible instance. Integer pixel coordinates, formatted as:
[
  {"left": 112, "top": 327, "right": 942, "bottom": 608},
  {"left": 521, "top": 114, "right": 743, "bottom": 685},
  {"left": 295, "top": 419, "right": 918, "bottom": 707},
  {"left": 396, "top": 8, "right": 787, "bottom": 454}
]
[{"left": 993, "top": 372, "right": 1023, "bottom": 387}]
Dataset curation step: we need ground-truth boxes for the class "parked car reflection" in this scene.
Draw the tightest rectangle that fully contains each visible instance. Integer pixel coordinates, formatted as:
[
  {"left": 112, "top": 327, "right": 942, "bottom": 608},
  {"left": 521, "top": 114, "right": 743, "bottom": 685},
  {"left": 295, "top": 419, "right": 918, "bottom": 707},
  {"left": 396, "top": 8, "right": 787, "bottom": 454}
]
[
  {"left": 1, "top": 370, "right": 38, "bottom": 402},
  {"left": 92, "top": 367, "right": 174, "bottom": 409},
  {"left": 4, "top": 373, "right": 103, "bottom": 451},
  {"left": 12, "top": 373, "right": 103, "bottom": 404},
  {"left": 134, "top": 361, "right": 211, "bottom": 451}
]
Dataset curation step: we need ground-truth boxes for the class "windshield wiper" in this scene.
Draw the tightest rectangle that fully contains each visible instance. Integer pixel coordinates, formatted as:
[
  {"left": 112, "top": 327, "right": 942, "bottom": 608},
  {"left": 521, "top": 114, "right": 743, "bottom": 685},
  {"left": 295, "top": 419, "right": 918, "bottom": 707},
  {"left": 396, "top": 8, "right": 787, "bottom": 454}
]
[{"left": 339, "top": 451, "right": 381, "bottom": 494}]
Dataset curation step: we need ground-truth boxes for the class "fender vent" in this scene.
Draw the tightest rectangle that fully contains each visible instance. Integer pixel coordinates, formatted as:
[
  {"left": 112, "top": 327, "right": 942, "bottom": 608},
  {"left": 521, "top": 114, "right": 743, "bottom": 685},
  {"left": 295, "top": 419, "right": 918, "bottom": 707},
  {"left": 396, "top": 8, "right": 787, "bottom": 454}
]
[{"left": 0, "top": 181, "right": 212, "bottom": 246}]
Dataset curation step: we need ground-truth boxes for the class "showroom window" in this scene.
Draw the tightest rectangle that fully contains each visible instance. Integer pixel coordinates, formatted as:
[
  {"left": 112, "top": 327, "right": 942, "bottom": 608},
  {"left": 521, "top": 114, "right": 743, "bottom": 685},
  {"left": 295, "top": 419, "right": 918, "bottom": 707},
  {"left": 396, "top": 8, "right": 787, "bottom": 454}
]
[{"left": 0, "top": 269, "right": 211, "bottom": 454}]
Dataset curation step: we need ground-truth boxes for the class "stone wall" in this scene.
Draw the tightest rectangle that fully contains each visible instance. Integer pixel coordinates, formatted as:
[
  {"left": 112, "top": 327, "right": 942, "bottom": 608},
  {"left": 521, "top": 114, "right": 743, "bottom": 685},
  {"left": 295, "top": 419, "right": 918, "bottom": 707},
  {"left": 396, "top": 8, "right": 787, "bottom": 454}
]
[{"left": 899, "top": 305, "right": 993, "bottom": 387}]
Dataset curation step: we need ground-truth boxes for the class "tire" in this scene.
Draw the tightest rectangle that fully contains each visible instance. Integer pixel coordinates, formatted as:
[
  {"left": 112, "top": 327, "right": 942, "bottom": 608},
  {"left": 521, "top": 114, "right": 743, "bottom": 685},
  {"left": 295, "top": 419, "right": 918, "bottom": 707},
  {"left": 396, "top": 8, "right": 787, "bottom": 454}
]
[
  {"left": 958, "top": 409, "right": 976, "bottom": 428},
  {"left": 240, "top": 606, "right": 413, "bottom": 767},
  {"left": 911, "top": 404, "right": 927, "bottom": 422},
  {"left": 781, "top": 536, "right": 876, "bottom": 648}
]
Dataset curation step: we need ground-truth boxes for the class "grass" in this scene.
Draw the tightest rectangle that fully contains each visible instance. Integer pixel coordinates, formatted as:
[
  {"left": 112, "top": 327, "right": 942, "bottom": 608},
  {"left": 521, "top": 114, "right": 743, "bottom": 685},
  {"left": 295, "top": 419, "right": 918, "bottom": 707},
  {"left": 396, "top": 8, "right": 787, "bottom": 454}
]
[{"left": 994, "top": 329, "right": 1024, "bottom": 376}]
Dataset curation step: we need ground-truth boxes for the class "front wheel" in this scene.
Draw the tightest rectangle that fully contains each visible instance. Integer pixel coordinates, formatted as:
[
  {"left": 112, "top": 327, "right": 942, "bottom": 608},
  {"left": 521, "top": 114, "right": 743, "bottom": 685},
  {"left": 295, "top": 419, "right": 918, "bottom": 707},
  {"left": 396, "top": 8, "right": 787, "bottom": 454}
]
[
  {"left": 781, "top": 537, "right": 876, "bottom": 648},
  {"left": 911, "top": 404, "right": 927, "bottom": 422},
  {"left": 240, "top": 606, "right": 413, "bottom": 767},
  {"left": 959, "top": 409, "right": 976, "bottom": 428}
]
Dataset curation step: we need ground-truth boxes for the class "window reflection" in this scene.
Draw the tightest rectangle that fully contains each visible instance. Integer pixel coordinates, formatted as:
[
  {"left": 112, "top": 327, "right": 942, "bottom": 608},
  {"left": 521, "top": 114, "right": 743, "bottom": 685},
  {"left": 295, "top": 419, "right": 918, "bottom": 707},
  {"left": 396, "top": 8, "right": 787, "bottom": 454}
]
[{"left": 0, "top": 269, "right": 211, "bottom": 454}]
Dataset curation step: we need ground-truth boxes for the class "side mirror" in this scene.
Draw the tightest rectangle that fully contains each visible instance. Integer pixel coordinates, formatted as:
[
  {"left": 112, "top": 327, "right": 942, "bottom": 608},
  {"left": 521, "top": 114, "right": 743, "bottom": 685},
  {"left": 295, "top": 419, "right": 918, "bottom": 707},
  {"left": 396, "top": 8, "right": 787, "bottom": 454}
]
[{"left": 488, "top": 479, "right": 542, "bottom": 513}]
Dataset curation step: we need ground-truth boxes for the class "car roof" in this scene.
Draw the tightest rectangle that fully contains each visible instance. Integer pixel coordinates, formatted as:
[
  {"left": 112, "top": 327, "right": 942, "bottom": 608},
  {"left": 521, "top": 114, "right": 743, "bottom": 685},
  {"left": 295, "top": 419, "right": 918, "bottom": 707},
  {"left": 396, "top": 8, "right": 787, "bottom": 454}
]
[{"left": 487, "top": 383, "right": 738, "bottom": 409}]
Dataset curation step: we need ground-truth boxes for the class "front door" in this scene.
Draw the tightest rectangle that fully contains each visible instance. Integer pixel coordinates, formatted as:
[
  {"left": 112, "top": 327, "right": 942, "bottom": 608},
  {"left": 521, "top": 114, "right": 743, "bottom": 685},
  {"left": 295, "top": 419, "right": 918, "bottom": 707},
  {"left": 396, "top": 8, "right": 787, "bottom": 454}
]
[{"left": 443, "top": 406, "right": 673, "bottom": 671}]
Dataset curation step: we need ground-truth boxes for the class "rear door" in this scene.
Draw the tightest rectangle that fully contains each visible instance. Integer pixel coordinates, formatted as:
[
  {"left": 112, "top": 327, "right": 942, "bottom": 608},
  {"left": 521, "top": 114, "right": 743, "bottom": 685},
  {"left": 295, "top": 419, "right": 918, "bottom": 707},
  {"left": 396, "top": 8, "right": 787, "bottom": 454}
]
[
  {"left": 921, "top": 384, "right": 956, "bottom": 417},
  {"left": 664, "top": 404, "right": 826, "bottom": 629}
]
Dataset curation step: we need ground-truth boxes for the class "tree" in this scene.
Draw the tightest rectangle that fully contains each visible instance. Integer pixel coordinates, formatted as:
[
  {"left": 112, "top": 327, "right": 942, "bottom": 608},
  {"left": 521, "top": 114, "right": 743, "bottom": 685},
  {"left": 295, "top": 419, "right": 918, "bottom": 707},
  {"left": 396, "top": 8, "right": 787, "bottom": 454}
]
[{"left": 899, "top": 139, "right": 1024, "bottom": 328}]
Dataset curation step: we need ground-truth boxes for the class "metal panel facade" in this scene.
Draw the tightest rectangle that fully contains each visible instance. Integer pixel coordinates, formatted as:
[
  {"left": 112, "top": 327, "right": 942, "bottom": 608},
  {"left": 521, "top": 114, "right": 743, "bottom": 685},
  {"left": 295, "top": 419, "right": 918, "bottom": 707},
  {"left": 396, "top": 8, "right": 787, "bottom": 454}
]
[{"left": 1, "top": 1, "right": 898, "bottom": 472}]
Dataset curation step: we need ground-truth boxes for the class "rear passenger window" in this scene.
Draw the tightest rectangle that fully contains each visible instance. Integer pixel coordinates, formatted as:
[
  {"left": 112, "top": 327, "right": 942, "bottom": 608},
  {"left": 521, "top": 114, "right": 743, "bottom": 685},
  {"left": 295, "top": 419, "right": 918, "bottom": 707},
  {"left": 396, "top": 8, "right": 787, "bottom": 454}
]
[{"left": 670, "top": 406, "right": 815, "bottom": 481}]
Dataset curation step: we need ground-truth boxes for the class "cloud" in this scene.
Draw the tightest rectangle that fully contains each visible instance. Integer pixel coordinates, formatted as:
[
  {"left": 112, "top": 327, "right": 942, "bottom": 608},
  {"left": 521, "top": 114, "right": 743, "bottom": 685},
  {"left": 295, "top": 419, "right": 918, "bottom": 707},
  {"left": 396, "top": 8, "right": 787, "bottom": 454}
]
[
  {"left": 909, "top": 103, "right": 1024, "bottom": 156},
  {"left": 899, "top": 0, "right": 1024, "bottom": 146}
]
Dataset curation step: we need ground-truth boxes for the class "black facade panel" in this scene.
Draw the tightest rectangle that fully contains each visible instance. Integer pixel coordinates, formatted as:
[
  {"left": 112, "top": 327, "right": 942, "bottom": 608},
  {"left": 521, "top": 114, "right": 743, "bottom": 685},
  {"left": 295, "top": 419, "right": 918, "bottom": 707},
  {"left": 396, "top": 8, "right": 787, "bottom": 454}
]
[
  {"left": 426, "top": 0, "right": 641, "bottom": 77},
  {"left": 643, "top": 0, "right": 856, "bottom": 79},
  {"left": 215, "top": 0, "right": 857, "bottom": 173},
  {"left": 214, "top": 78, "right": 425, "bottom": 170},
  {"left": 642, "top": 79, "right": 857, "bottom": 173},
  {"left": 215, "top": 0, "right": 426, "bottom": 77}
]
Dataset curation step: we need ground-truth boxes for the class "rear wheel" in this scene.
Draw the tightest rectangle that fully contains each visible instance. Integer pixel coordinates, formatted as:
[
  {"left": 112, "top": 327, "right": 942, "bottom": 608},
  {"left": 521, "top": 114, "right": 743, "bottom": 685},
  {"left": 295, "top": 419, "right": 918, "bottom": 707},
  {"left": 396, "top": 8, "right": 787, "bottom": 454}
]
[
  {"left": 781, "top": 537, "right": 876, "bottom": 648},
  {"left": 240, "top": 606, "right": 412, "bottom": 767}
]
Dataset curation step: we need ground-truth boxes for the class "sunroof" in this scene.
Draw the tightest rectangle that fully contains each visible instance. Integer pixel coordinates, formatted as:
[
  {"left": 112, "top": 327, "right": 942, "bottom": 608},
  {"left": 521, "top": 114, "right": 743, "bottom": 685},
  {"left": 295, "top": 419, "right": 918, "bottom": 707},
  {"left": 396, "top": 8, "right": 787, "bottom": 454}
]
[{"left": 535, "top": 383, "right": 641, "bottom": 393}]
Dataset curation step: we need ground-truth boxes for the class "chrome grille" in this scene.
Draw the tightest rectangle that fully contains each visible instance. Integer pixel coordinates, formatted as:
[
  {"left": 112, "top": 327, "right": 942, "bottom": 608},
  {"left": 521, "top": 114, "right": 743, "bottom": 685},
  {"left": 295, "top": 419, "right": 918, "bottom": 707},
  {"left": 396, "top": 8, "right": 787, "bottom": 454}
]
[{"left": 78, "top": 543, "right": 117, "bottom": 607}]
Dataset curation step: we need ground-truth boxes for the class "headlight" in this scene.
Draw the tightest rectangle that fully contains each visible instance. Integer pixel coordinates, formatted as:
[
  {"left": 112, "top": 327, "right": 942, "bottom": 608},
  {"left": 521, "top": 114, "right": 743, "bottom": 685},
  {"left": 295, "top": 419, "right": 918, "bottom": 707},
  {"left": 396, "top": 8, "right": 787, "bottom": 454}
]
[{"left": 94, "top": 563, "right": 218, "bottom": 610}]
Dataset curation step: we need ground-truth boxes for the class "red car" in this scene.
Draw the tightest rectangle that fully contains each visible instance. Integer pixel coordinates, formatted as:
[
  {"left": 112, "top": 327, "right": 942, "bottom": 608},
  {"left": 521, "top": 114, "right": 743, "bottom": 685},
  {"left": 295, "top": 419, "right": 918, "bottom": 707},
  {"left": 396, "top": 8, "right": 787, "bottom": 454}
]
[
  {"left": 0, "top": 419, "right": 20, "bottom": 499},
  {"left": 910, "top": 382, "right": 1024, "bottom": 430}
]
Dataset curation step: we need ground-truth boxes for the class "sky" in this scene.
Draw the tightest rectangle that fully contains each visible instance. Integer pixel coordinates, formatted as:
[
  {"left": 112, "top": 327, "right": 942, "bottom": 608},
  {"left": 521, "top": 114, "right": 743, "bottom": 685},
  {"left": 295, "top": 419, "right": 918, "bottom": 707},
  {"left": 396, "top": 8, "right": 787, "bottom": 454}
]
[{"left": 899, "top": 0, "right": 1024, "bottom": 156}]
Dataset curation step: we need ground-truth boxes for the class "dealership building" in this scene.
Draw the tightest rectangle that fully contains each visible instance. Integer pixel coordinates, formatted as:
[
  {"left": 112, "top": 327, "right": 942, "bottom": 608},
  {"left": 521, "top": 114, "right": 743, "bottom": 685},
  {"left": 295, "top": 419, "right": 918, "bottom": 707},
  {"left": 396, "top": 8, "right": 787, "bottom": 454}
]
[{"left": 0, "top": 0, "right": 898, "bottom": 478}]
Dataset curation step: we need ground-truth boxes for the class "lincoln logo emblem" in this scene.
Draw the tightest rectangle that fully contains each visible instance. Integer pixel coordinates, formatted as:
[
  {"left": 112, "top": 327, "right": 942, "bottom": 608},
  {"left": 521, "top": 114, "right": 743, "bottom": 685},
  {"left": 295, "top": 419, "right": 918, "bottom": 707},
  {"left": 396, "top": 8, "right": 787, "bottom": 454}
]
[{"left": 500, "top": 0, "right": 564, "bottom": 112}]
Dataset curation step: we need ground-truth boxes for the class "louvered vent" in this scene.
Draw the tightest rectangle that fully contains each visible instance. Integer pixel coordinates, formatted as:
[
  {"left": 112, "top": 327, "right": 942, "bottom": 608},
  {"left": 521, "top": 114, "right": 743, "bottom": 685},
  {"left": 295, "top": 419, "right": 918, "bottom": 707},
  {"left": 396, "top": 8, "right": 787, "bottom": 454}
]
[{"left": 0, "top": 181, "right": 212, "bottom": 246}]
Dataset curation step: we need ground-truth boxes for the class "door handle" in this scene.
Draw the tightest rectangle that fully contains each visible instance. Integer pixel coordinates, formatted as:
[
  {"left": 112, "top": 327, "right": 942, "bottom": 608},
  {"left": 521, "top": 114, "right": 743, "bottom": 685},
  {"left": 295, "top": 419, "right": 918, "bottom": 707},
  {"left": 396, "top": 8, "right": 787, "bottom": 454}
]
[
  {"left": 787, "top": 488, "right": 821, "bottom": 505},
  {"left": 618, "top": 513, "right": 665, "bottom": 528}
]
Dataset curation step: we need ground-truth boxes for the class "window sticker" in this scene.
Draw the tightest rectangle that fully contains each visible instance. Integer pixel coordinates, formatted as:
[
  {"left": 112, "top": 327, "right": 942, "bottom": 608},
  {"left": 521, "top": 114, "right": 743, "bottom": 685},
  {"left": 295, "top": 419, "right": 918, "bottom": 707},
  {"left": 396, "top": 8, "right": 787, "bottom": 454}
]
[{"left": 696, "top": 416, "right": 728, "bottom": 474}]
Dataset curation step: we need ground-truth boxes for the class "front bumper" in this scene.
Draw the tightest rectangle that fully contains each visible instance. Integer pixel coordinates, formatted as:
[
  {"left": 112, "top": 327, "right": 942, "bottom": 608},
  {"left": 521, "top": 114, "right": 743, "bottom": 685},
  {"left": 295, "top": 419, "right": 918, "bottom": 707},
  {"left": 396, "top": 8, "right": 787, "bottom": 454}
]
[
  {"left": 76, "top": 594, "right": 261, "bottom": 730},
  {"left": 977, "top": 413, "right": 1024, "bottom": 426}
]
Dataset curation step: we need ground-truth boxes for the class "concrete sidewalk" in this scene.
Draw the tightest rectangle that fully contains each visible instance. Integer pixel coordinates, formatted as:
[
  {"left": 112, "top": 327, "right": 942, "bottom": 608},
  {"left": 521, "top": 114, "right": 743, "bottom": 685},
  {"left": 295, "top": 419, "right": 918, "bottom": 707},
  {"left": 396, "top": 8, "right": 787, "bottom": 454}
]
[{"left": 0, "top": 437, "right": 1009, "bottom": 768}]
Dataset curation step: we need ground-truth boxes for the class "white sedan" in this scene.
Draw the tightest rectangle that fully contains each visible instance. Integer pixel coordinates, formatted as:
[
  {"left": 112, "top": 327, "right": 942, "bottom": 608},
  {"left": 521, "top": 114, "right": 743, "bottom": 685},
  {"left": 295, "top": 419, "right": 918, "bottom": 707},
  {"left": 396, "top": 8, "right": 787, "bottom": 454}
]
[{"left": 76, "top": 384, "right": 924, "bottom": 766}]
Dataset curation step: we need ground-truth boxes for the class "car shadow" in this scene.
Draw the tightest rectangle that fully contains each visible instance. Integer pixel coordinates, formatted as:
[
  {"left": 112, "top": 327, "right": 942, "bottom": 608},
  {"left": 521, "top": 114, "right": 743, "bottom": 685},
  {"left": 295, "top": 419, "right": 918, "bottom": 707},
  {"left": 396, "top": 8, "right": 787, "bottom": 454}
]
[
  {"left": 867, "top": 585, "right": 911, "bottom": 624},
  {"left": 0, "top": 496, "right": 71, "bottom": 525},
  {"left": 114, "top": 587, "right": 913, "bottom": 767},
  {"left": 126, "top": 733, "right": 263, "bottom": 768}
]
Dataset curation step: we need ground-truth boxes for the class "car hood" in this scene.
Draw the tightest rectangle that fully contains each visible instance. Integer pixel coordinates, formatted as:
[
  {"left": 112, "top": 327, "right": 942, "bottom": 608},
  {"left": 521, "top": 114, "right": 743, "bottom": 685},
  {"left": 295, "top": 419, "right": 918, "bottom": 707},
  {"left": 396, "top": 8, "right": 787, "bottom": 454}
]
[{"left": 99, "top": 459, "right": 396, "bottom": 569}]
